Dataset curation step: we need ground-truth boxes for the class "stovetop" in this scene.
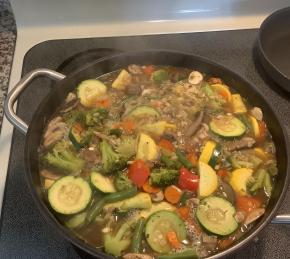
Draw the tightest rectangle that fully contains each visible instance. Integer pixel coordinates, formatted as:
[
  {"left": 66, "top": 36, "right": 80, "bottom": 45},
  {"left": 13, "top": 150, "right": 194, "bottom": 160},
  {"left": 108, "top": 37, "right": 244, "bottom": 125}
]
[{"left": 0, "top": 29, "right": 290, "bottom": 259}]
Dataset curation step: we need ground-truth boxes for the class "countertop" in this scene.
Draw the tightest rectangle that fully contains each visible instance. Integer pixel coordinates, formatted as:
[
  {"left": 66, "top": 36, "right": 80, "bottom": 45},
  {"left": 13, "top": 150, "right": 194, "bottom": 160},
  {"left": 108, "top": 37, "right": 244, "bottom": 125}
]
[{"left": 0, "top": 0, "right": 16, "bottom": 133}]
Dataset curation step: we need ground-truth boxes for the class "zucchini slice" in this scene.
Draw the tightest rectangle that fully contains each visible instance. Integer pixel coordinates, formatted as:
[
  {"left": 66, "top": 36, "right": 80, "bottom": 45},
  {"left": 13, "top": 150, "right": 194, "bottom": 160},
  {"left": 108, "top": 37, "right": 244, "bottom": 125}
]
[
  {"left": 90, "top": 172, "right": 116, "bottom": 193},
  {"left": 198, "top": 162, "right": 218, "bottom": 197},
  {"left": 145, "top": 210, "right": 186, "bottom": 253},
  {"left": 48, "top": 176, "right": 92, "bottom": 215},
  {"left": 231, "top": 94, "right": 247, "bottom": 114},
  {"left": 210, "top": 115, "right": 246, "bottom": 138},
  {"left": 136, "top": 133, "right": 158, "bottom": 161},
  {"left": 112, "top": 69, "right": 132, "bottom": 90},
  {"left": 196, "top": 196, "right": 238, "bottom": 236},
  {"left": 229, "top": 168, "right": 253, "bottom": 195},
  {"left": 77, "top": 79, "right": 107, "bottom": 108},
  {"left": 126, "top": 105, "right": 160, "bottom": 119},
  {"left": 199, "top": 141, "right": 221, "bottom": 167}
]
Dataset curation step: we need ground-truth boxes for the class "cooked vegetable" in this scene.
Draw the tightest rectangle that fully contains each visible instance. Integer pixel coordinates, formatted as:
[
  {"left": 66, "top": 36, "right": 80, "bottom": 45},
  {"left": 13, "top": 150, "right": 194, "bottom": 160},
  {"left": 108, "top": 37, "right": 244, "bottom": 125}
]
[
  {"left": 112, "top": 69, "right": 132, "bottom": 90},
  {"left": 77, "top": 79, "right": 107, "bottom": 107},
  {"left": 121, "top": 192, "right": 152, "bottom": 210},
  {"left": 264, "top": 172, "right": 273, "bottom": 197},
  {"left": 48, "top": 176, "right": 92, "bottom": 215},
  {"left": 249, "top": 115, "right": 261, "bottom": 139},
  {"left": 231, "top": 94, "right": 247, "bottom": 114},
  {"left": 161, "top": 155, "right": 181, "bottom": 169},
  {"left": 210, "top": 115, "right": 246, "bottom": 137},
  {"left": 211, "top": 84, "right": 232, "bottom": 103},
  {"left": 152, "top": 69, "right": 168, "bottom": 84},
  {"left": 159, "top": 139, "right": 175, "bottom": 153},
  {"left": 114, "top": 173, "right": 133, "bottom": 191},
  {"left": 196, "top": 196, "right": 238, "bottom": 235},
  {"left": 164, "top": 185, "right": 182, "bottom": 204},
  {"left": 126, "top": 105, "right": 160, "bottom": 119},
  {"left": 115, "top": 136, "right": 136, "bottom": 159},
  {"left": 142, "top": 121, "right": 176, "bottom": 137},
  {"left": 109, "top": 128, "right": 123, "bottom": 137},
  {"left": 42, "top": 141, "right": 85, "bottom": 175},
  {"left": 65, "top": 212, "right": 87, "bottom": 229},
  {"left": 131, "top": 218, "right": 146, "bottom": 253},
  {"left": 199, "top": 140, "right": 221, "bottom": 167},
  {"left": 249, "top": 169, "right": 266, "bottom": 193},
  {"left": 230, "top": 168, "right": 253, "bottom": 195},
  {"left": 176, "top": 149, "right": 193, "bottom": 170},
  {"left": 229, "top": 151, "right": 262, "bottom": 169},
  {"left": 188, "top": 71, "right": 203, "bottom": 85},
  {"left": 90, "top": 172, "right": 116, "bottom": 193},
  {"left": 69, "top": 123, "right": 88, "bottom": 150},
  {"left": 145, "top": 210, "right": 186, "bottom": 253},
  {"left": 178, "top": 167, "right": 199, "bottom": 191},
  {"left": 85, "top": 108, "right": 108, "bottom": 126},
  {"left": 142, "top": 181, "right": 161, "bottom": 194},
  {"left": 150, "top": 168, "right": 179, "bottom": 187},
  {"left": 136, "top": 133, "right": 158, "bottom": 161},
  {"left": 100, "top": 140, "right": 127, "bottom": 173},
  {"left": 129, "top": 160, "right": 150, "bottom": 187},
  {"left": 198, "top": 162, "right": 218, "bottom": 197},
  {"left": 236, "top": 196, "right": 261, "bottom": 213},
  {"left": 104, "top": 218, "right": 136, "bottom": 256},
  {"left": 140, "top": 201, "right": 175, "bottom": 218}
]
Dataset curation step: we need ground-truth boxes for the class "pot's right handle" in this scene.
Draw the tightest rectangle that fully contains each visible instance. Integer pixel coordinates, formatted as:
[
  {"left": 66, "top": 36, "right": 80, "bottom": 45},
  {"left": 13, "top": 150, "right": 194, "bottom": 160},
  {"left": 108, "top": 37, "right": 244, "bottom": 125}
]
[
  {"left": 4, "top": 69, "right": 66, "bottom": 135},
  {"left": 271, "top": 214, "right": 290, "bottom": 224}
]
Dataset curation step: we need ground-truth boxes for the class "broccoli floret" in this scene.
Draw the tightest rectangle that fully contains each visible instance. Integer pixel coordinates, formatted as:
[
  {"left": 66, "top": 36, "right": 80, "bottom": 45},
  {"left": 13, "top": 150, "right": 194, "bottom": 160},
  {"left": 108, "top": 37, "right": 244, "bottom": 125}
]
[
  {"left": 63, "top": 110, "right": 85, "bottom": 126},
  {"left": 150, "top": 168, "right": 179, "bottom": 187},
  {"left": 85, "top": 108, "right": 108, "bottom": 127},
  {"left": 114, "top": 173, "right": 133, "bottom": 191},
  {"left": 100, "top": 140, "right": 127, "bottom": 173},
  {"left": 42, "top": 141, "right": 85, "bottom": 175},
  {"left": 104, "top": 219, "right": 136, "bottom": 256},
  {"left": 115, "top": 136, "right": 136, "bottom": 159}
]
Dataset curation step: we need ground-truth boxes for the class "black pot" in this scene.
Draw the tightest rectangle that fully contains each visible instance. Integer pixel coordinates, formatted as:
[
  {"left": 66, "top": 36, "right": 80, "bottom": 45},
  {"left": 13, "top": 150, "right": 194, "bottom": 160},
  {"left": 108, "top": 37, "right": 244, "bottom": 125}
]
[{"left": 4, "top": 50, "right": 290, "bottom": 258}]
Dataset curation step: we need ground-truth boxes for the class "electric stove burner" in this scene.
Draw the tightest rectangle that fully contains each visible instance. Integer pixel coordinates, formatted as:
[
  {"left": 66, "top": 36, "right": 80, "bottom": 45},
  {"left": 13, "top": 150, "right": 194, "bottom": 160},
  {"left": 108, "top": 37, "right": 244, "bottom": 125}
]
[{"left": 57, "top": 48, "right": 122, "bottom": 75}]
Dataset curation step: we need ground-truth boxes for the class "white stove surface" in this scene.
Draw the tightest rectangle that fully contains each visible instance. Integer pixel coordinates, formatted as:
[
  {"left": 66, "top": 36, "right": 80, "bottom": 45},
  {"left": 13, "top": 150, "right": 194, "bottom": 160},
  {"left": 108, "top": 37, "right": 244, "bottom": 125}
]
[{"left": 0, "top": 0, "right": 289, "bottom": 216}]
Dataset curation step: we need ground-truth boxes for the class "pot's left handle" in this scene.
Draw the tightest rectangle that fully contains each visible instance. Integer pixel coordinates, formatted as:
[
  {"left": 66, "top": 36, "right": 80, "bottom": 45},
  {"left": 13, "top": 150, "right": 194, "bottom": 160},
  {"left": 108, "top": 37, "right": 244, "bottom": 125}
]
[{"left": 4, "top": 68, "right": 66, "bottom": 135}]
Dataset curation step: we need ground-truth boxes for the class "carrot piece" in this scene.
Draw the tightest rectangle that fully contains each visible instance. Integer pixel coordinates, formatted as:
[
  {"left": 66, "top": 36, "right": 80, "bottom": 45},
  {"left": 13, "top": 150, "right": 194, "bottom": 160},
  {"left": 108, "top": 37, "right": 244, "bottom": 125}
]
[
  {"left": 143, "top": 65, "right": 154, "bottom": 76},
  {"left": 258, "top": 121, "right": 266, "bottom": 143},
  {"left": 166, "top": 231, "right": 181, "bottom": 249},
  {"left": 217, "top": 169, "right": 228, "bottom": 178},
  {"left": 114, "top": 120, "right": 135, "bottom": 134},
  {"left": 164, "top": 185, "right": 182, "bottom": 204},
  {"left": 96, "top": 97, "right": 110, "bottom": 108},
  {"left": 177, "top": 206, "right": 190, "bottom": 220},
  {"left": 236, "top": 196, "right": 262, "bottom": 214},
  {"left": 186, "top": 153, "right": 197, "bottom": 167},
  {"left": 142, "top": 181, "right": 161, "bottom": 194},
  {"left": 159, "top": 139, "right": 175, "bottom": 152}
]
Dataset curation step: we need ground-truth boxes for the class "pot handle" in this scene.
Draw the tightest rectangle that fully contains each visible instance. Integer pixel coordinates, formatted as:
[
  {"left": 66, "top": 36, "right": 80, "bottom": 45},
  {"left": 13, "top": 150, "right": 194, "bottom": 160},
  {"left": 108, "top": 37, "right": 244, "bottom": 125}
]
[
  {"left": 4, "top": 69, "right": 66, "bottom": 135},
  {"left": 271, "top": 214, "right": 290, "bottom": 224}
]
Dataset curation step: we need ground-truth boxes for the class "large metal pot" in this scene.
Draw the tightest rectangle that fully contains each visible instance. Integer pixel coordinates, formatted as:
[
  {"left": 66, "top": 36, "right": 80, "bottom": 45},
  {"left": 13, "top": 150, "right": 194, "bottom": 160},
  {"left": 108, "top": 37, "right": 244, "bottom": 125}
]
[{"left": 4, "top": 50, "right": 290, "bottom": 258}]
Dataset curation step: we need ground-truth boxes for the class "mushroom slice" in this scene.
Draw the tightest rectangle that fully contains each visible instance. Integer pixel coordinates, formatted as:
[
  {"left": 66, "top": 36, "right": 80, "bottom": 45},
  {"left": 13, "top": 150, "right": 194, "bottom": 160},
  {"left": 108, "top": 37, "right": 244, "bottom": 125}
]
[
  {"left": 150, "top": 191, "right": 164, "bottom": 202},
  {"left": 128, "top": 64, "right": 143, "bottom": 75},
  {"left": 250, "top": 107, "right": 263, "bottom": 121},
  {"left": 244, "top": 208, "right": 265, "bottom": 226},
  {"left": 188, "top": 71, "right": 203, "bottom": 85}
]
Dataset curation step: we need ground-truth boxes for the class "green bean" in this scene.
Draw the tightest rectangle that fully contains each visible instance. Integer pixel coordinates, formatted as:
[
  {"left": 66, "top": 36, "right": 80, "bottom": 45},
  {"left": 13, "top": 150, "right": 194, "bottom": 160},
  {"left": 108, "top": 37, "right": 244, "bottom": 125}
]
[
  {"left": 85, "top": 187, "right": 138, "bottom": 224},
  {"left": 176, "top": 149, "right": 193, "bottom": 170},
  {"left": 131, "top": 218, "right": 146, "bottom": 253},
  {"left": 158, "top": 249, "right": 198, "bottom": 259},
  {"left": 85, "top": 198, "right": 106, "bottom": 224},
  {"left": 104, "top": 187, "right": 138, "bottom": 203}
]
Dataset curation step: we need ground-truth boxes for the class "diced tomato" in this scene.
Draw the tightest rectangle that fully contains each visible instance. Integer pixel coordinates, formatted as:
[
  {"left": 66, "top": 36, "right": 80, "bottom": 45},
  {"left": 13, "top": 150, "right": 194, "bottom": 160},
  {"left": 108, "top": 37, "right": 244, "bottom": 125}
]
[
  {"left": 158, "top": 139, "right": 175, "bottom": 152},
  {"left": 217, "top": 169, "right": 228, "bottom": 178},
  {"left": 178, "top": 167, "right": 199, "bottom": 191},
  {"left": 128, "top": 160, "right": 150, "bottom": 187},
  {"left": 236, "top": 196, "right": 262, "bottom": 213},
  {"left": 143, "top": 65, "right": 154, "bottom": 76}
]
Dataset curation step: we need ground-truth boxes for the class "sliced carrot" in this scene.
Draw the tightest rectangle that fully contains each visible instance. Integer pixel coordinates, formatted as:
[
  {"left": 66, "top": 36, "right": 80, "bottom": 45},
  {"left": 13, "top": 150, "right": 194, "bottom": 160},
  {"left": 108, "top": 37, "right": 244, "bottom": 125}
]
[
  {"left": 143, "top": 65, "right": 154, "bottom": 76},
  {"left": 217, "top": 169, "right": 228, "bottom": 178},
  {"left": 114, "top": 120, "right": 135, "bottom": 134},
  {"left": 186, "top": 153, "right": 197, "bottom": 167},
  {"left": 142, "top": 181, "right": 161, "bottom": 194},
  {"left": 164, "top": 185, "right": 182, "bottom": 204},
  {"left": 96, "top": 97, "right": 110, "bottom": 108},
  {"left": 177, "top": 206, "right": 190, "bottom": 220},
  {"left": 166, "top": 231, "right": 181, "bottom": 249},
  {"left": 158, "top": 139, "right": 175, "bottom": 152}
]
